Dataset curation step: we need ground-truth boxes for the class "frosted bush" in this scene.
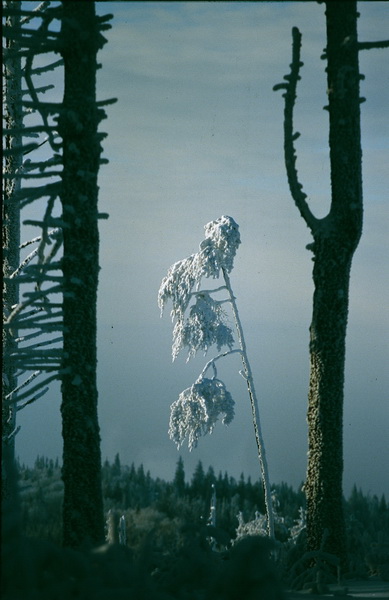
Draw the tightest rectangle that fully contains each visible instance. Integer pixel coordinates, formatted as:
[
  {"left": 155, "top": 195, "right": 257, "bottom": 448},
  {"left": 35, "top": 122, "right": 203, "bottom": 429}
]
[
  {"left": 289, "top": 507, "right": 306, "bottom": 543},
  {"left": 235, "top": 511, "right": 269, "bottom": 541},
  {"left": 169, "top": 377, "right": 235, "bottom": 451}
]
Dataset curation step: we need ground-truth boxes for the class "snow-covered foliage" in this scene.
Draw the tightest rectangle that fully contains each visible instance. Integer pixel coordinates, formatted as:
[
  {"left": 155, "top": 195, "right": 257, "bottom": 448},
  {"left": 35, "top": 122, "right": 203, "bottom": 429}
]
[
  {"left": 159, "top": 216, "right": 240, "bottom": 306},
  {"left": 158, "top": 215, "right": 240, "bottom": 361},
  {"left": 235, "top": 510, "right": 269, "bottom": 540},
  {"left": 169, "top": 377, "right": 235, "bottom": 451},
  {"left": 159, "top": 216, "right": 240, "bottom": 449},
  {"left": 158, "top": 218, "right": 240, "bottom": 443},
  {"left": 158, "top": 254, "right": 203, "bottom": 321},
  {"left": 172, "top": 292, "right": 234, "bottom": 361},
  {"left": 289, "top": 506, "right": 306, "bottom": 543},
  {"left": 159, "top": 216, "right": 275, "bottom": 538},
  {"left": 200, "top": 214, "right": 241, "bottom": 278}
]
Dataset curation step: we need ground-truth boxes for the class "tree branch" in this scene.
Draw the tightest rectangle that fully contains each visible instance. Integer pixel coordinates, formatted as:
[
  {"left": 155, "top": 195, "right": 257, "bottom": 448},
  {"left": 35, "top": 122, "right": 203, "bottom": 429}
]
[
  {"left": 358, "top": 39, "right": 389, "bottom": 51},
  {"left": 273, "top": 27, "right": 319, "bottom": 234}
]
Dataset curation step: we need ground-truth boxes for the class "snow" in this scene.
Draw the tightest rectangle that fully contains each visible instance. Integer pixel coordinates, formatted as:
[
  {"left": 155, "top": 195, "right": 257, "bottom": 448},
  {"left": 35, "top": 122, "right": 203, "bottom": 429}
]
[{"left": 168, "top": 377, "right": 235, "bottom": 451}]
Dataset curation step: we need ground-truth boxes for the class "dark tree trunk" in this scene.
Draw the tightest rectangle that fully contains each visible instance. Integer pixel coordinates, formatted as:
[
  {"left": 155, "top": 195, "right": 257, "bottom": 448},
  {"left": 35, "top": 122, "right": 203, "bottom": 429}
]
[
  {"left": 305, "top": 1, "right": 363, "bottom": 568},
  {"left": 274, "top": 1, "right": 364, "bottom": 569},
  {"left": 2, "top": 1, "right": 22, "bottom": 466},
  {"left": 2, "top": 2, "right": 23, "bottom": 551},
  {"left": 59, "top": 1, "right": 105, "bottom": 548}
]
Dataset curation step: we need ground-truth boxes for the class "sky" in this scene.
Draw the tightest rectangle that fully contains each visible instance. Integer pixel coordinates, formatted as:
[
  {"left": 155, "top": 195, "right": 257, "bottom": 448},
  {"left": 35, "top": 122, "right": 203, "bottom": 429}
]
[{"left": 16, "top": 2, "right": 388, "bottom": 498}]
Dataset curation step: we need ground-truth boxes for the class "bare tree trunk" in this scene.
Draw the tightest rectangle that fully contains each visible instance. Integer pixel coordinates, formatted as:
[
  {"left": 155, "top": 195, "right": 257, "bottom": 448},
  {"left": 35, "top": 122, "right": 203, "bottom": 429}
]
[
  {"left": 59, "top": 1, "right": 105, "bottom": 548},
  {"left": 2, "top": 2, "right": 23, "bottom": 551},
  {"left": 2, "top": 0, "right": 22, "bottom": 464},
  {"left": 305, "top": 2, "right": 363, "bottom": 568},
  {"left": 274, "top": 1, "right": 363, "bottom": 569},
  {"left": 306, "top": 239, "right": 353, "bottom": 568}
]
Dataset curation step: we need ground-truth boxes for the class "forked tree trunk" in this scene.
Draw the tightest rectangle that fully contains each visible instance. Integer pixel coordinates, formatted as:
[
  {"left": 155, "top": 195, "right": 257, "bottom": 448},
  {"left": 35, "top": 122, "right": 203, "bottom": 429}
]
[
  {"left": 275, "top": 1, "right": 363, "bottom": 570},
  {"left": 59, "top": 1, "right": 105, "bottom": 548},
  {"left": 305, "top": 1, "right": 363, "bottom": 568}
]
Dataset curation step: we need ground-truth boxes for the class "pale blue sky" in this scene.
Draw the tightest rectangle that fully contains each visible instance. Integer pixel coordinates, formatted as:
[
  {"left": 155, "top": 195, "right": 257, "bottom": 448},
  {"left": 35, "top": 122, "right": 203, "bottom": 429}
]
[{"left": 16, "top": 2, "right": 388, "bottom": 497}]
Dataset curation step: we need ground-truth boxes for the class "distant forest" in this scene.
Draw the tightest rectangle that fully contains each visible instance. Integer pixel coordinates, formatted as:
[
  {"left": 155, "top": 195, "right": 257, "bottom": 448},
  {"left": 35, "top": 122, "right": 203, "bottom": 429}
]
[{"left": 17, "top": 454, "right": 389, "bottom": 581}]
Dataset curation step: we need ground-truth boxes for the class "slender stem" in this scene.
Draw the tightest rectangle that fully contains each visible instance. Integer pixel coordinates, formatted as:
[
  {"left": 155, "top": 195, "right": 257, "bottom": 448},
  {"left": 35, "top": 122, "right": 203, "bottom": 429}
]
[
  {"left": 222, "top": 267, "right": 275, "bottom": 538},
  {"left": 191, "top": 285, "right": 228, "bottom": 296},
  {"left": 199, "top": 349, "right": 242, "bottom": 380}
]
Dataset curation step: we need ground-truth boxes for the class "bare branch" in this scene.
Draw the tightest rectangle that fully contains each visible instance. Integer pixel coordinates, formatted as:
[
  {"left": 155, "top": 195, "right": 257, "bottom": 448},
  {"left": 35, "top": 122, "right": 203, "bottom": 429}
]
[
  {"left": 12, "top": 373, "right": 59, "bottom": 404},
  {"left": 358, "top": 39, "right": 389, "bottom": 51},
  {"left": 273, "top": 27, "right": 319, "bottom": 234},
  {"left": 20, "top": 1, "right": 51, "bottom": 25}
]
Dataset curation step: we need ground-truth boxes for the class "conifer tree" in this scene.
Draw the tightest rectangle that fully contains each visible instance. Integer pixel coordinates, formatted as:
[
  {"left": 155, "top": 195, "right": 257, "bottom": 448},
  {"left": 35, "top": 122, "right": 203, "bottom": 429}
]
[
  {"left": 173, "top": 456, "right": 186, "bottom": 497},
  {"left": 191, "top": 461, "right": 206, "bottom": 498}
]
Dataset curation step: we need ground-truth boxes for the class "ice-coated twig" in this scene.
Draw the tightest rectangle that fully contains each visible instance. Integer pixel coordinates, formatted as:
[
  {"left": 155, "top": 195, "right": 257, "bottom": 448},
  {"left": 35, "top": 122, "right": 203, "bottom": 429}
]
[
  {"left": 5, "top": 371, "right": 41, "bottom": 401},
  {"left": 20, "top": 1, "right": 51, "bottom": 25},
  {"left": 10, "top": 372, "right": 61, "bottom": 404},
  {"left": 5, "top": 286, "right": 63, "bottom": 324},
  {"left": 199, "top": 349, "right": 242, "bottom": 380},
  {"left": 190, "top": 285, "right": 227, "bottom": 297},
  {"left": 10, "top": 226, "right": 62, "bottom": 279}
]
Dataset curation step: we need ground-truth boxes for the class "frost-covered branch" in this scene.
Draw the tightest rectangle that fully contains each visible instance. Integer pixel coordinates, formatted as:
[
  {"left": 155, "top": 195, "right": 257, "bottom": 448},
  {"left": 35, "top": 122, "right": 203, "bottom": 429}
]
[
  {"left": 172, "top": 293, "right": 235, "bottom": 361},
  {"left": 10, "top": 228, "right": 62, "bottom": 278},
  {"left": 169, "top": 376, "right": 235, "bottom": 452},
  {"left": 5, "top": 371, "right": 40, "bottom": 402},
  {"left": 198, "top": 349, "right": 242, "bottom": 380}
]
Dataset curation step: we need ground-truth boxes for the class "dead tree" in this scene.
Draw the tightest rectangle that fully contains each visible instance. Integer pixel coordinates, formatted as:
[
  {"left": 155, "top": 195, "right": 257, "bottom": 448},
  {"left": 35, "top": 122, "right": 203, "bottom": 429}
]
[
  {"left": 2, "top": 0, "right": 114, "bottom": 549},
  {"left": 274, "top": 1, "right": 388, "bottom": 568},
  {"left": 58, "top": 1, "right": 114, "bottom": 548}
]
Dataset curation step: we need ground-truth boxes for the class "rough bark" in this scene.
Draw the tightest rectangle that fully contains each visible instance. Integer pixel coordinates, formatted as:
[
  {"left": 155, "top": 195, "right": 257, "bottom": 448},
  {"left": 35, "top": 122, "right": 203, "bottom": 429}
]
[
  {"left": 59, "top": 1, "right": 105, "bottom": 548},
  {"left": 2, "top": 1, "right": 23, "bottom": 464},
  {"left": 2, "top": 3, "right": 23, "bottom": 551},
  {"left": 274, "top": 1, "right": 363, "bottom": 569},
  {"left": 306, "top": 1, "right": 363, "bottom": 568}
]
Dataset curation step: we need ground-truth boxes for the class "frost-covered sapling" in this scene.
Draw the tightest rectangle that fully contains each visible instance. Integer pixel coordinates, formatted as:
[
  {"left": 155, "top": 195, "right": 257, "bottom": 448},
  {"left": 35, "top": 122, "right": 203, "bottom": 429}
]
[{"left": 158, "top": 216, "right": 274, "bottom": 538}]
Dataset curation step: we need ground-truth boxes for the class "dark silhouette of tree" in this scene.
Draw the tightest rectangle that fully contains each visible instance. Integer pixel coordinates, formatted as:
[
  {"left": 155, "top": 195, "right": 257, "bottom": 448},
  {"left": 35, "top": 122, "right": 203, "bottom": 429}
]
[
  {"left": 58, "top": 0, "right": 114, "bottom": 548},
  {"left": 112, "top": 453, "right": 122, "bottom": 477},
  {"left": 173, "top": 456, "right": 186, "bottom": 497},
  {"left": 3, "top": 0, "right": 115, "bottom": 550},
  {"left": 2, "top": 2, "right": 22, "bottom": 463},
  {"left": 274, "top": 1, "right": 389, "bottom": 568},
  {"left": 191, "top": 460, "right": 206, "bottom": 498},
  {"left": 2, "top": 0, "right": 65, "bottom": 566}
]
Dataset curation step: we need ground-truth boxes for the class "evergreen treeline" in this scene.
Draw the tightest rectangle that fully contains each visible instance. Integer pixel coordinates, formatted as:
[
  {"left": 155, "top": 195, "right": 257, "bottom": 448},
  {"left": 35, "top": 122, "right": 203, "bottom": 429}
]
[
  {"left": 17, "top": 454, "right": 389, "bottom": 582},
  {"left": 18, "top": 455, "right": 302, "bottom": 543}
]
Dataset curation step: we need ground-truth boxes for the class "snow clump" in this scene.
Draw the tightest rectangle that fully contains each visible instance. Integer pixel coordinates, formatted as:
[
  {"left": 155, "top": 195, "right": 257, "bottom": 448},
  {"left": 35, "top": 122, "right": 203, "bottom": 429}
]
[{"left": 169, "top": 377, "right": 235, "bottom": 451}]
